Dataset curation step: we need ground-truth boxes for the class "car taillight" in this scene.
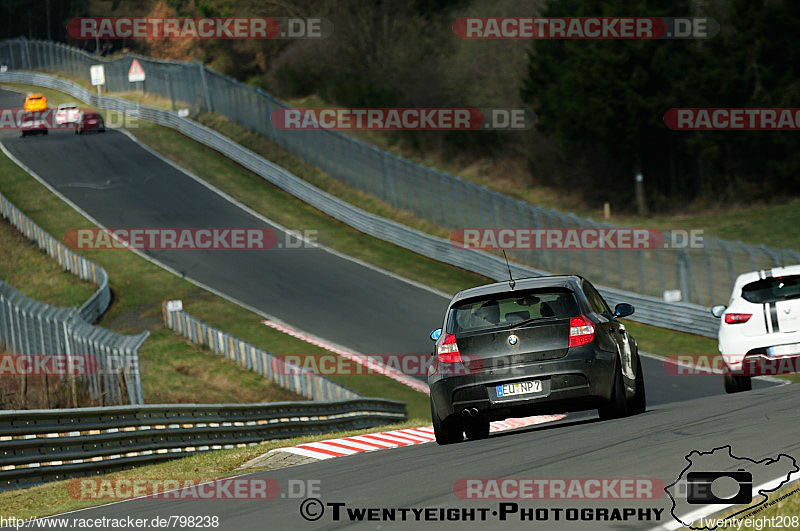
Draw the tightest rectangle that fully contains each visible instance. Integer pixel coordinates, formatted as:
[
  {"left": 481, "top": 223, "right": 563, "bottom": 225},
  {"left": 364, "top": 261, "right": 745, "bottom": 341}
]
[
  {"left": 569, "top": 315, "right": 595, "bottom": 347},
  {"left": 437, "top": 333, "right": 463, "bottom": 363},
  {"left": 725, "top": 313, "right": 752, "bottom": 324}
]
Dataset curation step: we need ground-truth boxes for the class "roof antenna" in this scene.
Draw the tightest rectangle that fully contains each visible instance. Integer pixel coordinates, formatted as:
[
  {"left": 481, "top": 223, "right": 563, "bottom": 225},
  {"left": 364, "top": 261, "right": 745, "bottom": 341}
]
[{"left": 502, "top": 250, "right": 516, "bottom": 290}]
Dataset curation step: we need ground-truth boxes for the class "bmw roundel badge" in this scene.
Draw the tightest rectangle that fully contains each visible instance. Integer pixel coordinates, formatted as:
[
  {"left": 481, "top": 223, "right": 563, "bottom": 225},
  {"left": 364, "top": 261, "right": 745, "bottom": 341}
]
[{"left": 508, "top": 334, "right": 519, "bottom": 346}]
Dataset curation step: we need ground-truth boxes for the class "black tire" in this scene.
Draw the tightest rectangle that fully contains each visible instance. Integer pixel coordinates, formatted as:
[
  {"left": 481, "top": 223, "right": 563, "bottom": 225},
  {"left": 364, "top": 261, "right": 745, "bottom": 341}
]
[
  {"left": 20, "top": 131, "right": 26, "bottom": 138},
  {"left": 629, "top": 355, "right": 647, "bottom": 415},
  {"left": 724, "top": 374, "right": 752, "bottom": 394},
  {"left": 431, "top": 399, "right": 463, "bottom": 445},
  {"left": 42, "top": 129, "right": 48, "bottom": 135},
  {"left": 464, "top": 418, "right": 490, "bottom": 441},
  {"left": 598, "top": 361, "right": 630, "bottom": 420}
]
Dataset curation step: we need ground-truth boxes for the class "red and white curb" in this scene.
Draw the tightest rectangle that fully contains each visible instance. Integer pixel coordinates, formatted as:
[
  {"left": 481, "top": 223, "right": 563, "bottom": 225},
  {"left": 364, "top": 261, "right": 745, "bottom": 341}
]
[
  {"left": 262, "top": 319, "right": 429, "bottom": 393},
  {"left": 273, "top": 414, "right": 567, "bottom": 460}
]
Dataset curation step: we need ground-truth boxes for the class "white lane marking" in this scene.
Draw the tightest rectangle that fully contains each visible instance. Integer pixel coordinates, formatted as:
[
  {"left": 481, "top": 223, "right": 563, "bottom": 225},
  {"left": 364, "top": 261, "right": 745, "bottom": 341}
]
[
  {"left": 261, "top": 319, "right": 430, "bottom": 394},
  {"left": 118, "top": 128, "right": 454, "bottom": 301},
  {"left": 323, "top": 438, "right": 382, "bottom": 451}
]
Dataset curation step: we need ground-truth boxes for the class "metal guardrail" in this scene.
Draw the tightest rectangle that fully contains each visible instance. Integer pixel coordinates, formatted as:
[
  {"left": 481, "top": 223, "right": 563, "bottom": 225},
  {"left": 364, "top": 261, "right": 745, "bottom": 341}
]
[
  {"left": 0, "top": 399, "right": 406, "bottom": 490},
  {"left": 0, "top": 281, "right": 147, "bottom": 406},
  {"left": 0, "top": 192, "right": 148, "bottom": 406},
  {"left": 163, "top": 307, "right": 359, "bottom": 401},
  {"left": 0, "top": 69, "right": 724, "bottom": 337},
  {"left": 1, "top": 38, "right": 796, "bottom": 311}
]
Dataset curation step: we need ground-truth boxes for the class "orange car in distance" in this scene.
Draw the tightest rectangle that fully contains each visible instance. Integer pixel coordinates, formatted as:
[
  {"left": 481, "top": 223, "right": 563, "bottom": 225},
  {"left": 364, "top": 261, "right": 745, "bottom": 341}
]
[{"left": 24, "top": 93, "right": 48, "bottom": 112}]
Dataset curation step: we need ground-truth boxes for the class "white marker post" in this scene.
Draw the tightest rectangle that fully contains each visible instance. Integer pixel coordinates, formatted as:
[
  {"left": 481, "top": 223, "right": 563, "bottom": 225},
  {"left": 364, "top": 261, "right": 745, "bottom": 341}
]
[{"left": 90, "top": 64, "right": 105, "bottom": 98}]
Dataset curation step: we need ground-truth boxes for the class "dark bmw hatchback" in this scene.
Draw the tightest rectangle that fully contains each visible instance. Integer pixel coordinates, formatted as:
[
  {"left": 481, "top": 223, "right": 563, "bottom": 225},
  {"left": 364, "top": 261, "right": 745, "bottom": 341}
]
[{"left": 428, "top": 275, "right": 646, "bottom": 444}]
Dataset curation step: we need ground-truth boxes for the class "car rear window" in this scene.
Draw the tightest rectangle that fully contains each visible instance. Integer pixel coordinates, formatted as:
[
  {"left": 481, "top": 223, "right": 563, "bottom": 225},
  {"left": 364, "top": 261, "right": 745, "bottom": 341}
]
[
  {"left": 741, "top": 275, "right": 800, "bottom": 304},
  {"left": 447, "top": 289, "right": 579, "bottom": 334}
]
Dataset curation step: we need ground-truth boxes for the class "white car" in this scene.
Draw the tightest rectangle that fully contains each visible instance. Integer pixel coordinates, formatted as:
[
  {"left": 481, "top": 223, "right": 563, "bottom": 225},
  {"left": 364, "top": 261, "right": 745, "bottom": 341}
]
[
  {"left": 711, "top": 265, "right": 800, "bottom": 393},
  {"left": 55, "top": 103, "right": 80, "bottom": 125}
]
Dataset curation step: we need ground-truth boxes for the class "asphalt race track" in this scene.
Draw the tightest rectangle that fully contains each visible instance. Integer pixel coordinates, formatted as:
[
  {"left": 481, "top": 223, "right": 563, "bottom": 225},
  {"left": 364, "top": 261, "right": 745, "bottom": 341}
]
[
  {"left": 0, "top": 88, "right": 794, "bottom": 530},
  {"left": 0, "top": 89, "right": 450, "bottom": 367}
]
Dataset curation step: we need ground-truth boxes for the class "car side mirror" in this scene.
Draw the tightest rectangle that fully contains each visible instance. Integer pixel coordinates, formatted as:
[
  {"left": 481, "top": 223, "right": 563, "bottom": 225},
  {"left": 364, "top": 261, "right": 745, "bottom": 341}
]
[
  {"left": 710, "top": 305, "right": 726, "bottom": 318},
  {"left": 613, "top": 303, "right": 634, "bottom": 319},
  {"left": 430, "top": 328, "right": 442, "bottom": 341}
]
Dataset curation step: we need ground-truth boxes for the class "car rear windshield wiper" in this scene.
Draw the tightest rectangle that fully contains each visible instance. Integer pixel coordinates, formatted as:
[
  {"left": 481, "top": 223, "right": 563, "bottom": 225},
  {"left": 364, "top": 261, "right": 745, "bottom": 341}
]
[{"left": 499, "top": 316, "right": 555, "bottom": 330}]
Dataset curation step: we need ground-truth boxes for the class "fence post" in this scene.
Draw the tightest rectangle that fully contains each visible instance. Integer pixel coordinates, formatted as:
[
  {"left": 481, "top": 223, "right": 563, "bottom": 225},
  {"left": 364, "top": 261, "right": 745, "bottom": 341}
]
[
  {"left": 678, "top": 250, "right": 691, "bottom": 304},
  {"left": 196, "top": 60, "right": 212, "bottom": 112}
]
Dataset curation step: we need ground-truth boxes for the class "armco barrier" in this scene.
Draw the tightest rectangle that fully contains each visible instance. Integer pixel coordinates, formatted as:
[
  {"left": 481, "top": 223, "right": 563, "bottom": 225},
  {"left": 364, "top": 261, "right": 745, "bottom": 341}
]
[
  {"left": 0, "top": 399, "right": 406, "bottom": 490},
  {"left": 0, "top": 69, "right": 726, "bottom": 337},
  {"left": 0, "top": 192, "right": 147, "bottom": 405},
  {"left": 0, "top": 191, "right": 109, "bottom": 323},
  {"left": 163, "top": 307, "right": 359, "bottom": 401}
]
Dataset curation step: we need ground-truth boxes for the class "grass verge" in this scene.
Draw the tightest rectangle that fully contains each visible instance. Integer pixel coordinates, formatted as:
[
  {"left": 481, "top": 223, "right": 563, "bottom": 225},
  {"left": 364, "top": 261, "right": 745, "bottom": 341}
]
[
  {"left": 0, "top": 420, "right": 424, "bottom": 519},
  {"left": 0, "top": 218, "right": 94, "bottom": 307}
]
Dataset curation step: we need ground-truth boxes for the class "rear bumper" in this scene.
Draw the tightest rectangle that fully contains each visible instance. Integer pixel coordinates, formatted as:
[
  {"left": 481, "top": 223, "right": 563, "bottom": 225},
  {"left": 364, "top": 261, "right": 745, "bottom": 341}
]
[
  {"left": 429, "top": 345, "right": 615, "bottom": 422},
  {"left": 719, "top": 330, "right": 800, "bottom": 370}
]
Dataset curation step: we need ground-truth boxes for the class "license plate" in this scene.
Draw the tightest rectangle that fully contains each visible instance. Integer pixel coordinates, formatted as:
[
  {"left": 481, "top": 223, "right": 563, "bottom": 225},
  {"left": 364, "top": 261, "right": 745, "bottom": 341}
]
[
  {"left": 496, "top": 380, "right": 542, "bottom": 397},
  {"left": 767, "top": 343, "right": 800, "bottom": 356}
]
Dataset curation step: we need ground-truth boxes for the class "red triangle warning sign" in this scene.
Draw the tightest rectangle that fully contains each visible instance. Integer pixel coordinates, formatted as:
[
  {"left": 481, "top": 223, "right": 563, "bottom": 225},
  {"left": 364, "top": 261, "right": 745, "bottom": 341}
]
[{"left": 128, "top": 59, "right": 145, "bottom": 82}]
